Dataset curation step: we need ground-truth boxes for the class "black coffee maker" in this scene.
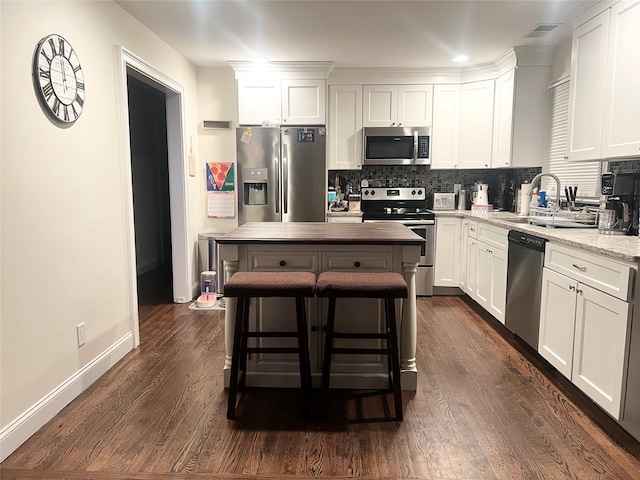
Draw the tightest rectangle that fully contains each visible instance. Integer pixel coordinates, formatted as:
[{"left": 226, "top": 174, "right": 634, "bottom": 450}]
[{"left": 599, "top": 172, "right": 639, "bottom": 235}]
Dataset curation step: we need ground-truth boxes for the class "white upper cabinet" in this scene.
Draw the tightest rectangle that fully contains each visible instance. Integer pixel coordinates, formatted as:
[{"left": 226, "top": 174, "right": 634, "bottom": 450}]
[
  {"left": 397, "top": 85, "right": 433, "bottom": 126},
  {"left": 281, "top": 79, "right": 326, "bottom": 125},
  {"left": 566, "top": 9, "right": 609, "bottom": 161},
  {"left": 492, "top": 65, "right": 550, "bottom": 168},
  {"left": 328, "top": 85, "right": 363, "bottom": 170},
  {"left": 431, "top": 84, "right": 461, "bottom": 169},
  {"left": 237, "top": 78, "right": 325, "bottom": 126},
  {"left": 459, "top": 80, "right": 495, "bottom": 169},
  {"left": 601, "top": 0, "right": 640, "bottom": 159},
  {"left": 237, "top": 79, "right": 282, "bottom": 126},
  {"left": 363, "top": 85, "right": 397, "bottom": 127},
  {"left": 363, "top": 85, "right": 433, "bottom": 127}
]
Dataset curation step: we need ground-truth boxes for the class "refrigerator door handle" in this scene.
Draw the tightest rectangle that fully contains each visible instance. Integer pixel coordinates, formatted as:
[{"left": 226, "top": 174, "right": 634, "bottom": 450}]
[
  {"left": 282, "top": 144, "right": 289, "bottom": 214},
  {"left": 274, "top": 154, "right": 280, "bottom": 214}
]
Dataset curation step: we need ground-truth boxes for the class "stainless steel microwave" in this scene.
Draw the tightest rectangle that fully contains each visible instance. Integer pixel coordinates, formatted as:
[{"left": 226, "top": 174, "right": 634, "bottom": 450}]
[{"left": 363, "top": 126, "right": 431, "bottom": 165}]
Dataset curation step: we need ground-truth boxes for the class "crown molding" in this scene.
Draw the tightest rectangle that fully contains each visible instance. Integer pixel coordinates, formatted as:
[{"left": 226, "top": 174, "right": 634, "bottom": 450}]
[{"left": 228, "top": 61, "right": 334, "bottom": 80}]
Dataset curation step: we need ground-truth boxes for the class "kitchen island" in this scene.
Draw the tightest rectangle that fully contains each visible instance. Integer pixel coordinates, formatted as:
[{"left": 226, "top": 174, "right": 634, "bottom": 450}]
[{"left": 216, "top": 222, "right": 423, "bottom": 390}]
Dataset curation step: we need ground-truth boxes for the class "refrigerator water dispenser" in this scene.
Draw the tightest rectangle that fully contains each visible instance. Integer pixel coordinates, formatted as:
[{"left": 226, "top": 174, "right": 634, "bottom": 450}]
[{"left": 243, "top": 168, "right": 268, "bottom": 205}]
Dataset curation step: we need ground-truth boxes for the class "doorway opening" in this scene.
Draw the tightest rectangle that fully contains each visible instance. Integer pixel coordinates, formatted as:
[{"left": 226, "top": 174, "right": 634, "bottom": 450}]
[
  {"left": 127, "top": 73, "right": 173, "bottom": 306},
  {"left": 119, "top": 48, "right": 192, "bottom": 347}
]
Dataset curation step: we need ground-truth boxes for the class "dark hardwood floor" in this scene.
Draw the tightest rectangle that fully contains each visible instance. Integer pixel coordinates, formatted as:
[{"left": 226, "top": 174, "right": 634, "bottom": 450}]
[{"left": 2, "top": 295, "right": 640, "bottom": 479}]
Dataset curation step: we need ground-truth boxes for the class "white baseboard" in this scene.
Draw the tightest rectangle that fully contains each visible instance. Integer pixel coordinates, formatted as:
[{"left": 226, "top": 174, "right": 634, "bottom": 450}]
[{"left": 0, "top": 333, "right": 135, "bottom": 462}]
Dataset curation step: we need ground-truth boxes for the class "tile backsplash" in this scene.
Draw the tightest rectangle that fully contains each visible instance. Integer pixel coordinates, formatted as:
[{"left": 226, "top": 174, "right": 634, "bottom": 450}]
[{"left": 330, "top": 165, "right": 541, "bottom": 208}]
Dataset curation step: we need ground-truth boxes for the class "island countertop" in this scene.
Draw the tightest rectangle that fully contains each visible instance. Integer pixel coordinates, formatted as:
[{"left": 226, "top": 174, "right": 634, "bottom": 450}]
[{"left": 216, "top": 221, "right": 424, "bottom": 245}]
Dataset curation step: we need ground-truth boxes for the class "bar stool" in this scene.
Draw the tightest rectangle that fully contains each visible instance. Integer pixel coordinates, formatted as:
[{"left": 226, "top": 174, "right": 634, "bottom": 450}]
[
  {"left": 316, "top": 271, "right": 408, "bottom": 421},
  {"left": 224, "top": 271, "right": 316, "bottom": 420}
]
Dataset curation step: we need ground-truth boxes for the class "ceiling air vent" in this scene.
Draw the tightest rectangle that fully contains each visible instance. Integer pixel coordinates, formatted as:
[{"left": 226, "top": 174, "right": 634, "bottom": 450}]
[{"left": 526, "top": 24, "right": 560, "bottom": 38}]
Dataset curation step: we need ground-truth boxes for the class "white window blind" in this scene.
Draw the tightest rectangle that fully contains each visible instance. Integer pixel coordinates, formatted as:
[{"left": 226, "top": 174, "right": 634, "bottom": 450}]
[{"left": 541, "top": 78, "right": 602, "bottom": 199}]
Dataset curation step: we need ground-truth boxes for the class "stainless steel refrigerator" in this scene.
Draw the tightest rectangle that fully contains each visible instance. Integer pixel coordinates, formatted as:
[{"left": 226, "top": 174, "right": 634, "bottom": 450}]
[{"left": 236, "top": 126, "right": 326, "bottom": 225}]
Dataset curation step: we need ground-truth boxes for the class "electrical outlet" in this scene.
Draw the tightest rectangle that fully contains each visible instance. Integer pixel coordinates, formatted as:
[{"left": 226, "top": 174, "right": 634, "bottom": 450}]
[
  {"left": 454, "top": 184, "right": 462, "bottom": 195},
  {"left": 77, "top": 323, "right": 86, "bottom": 347}
]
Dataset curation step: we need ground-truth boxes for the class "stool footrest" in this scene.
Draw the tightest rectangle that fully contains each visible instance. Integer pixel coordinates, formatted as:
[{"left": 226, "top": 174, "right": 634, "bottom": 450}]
[
  {"left": 246, "top": 347, "right": 301, "bottom": 354},
  {"left": 245, "top": 331, "right": 298, "bottom": 338},
  {"left": 330, "top": 347, "right": 391, "bottom": 355},
  {"left": 333, "top": 332, "right": 389, "bottom": 340}
]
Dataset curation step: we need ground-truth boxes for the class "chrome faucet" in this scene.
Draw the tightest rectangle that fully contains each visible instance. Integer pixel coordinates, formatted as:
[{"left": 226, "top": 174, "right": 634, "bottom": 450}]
[{"left": 527, "top": 173, "right": 562, "bottom": 211}]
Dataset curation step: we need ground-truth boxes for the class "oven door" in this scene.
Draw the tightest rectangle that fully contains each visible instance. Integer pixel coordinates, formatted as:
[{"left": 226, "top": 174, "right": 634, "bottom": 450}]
[{"left": 404, "top": 222, "right": 434, "bottom": 266}]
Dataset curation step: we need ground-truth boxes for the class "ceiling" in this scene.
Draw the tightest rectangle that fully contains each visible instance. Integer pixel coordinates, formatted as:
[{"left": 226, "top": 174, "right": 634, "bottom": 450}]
[{"left": 116, "top": 0, "right": 583, "bottom": 69}]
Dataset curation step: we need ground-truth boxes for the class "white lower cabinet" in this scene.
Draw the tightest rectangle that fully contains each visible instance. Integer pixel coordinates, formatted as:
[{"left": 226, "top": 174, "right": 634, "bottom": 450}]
[
  {"left": 247, "top": 250, "right": 319, "bottom": 374},
  {"left": 319, "top": 250, "right": 394, "bottom": 385},
  {"left": 245, "top": 247, "right": 395, "bottom": 386},
  {"left": 539, "top": 243, "right": 634, "bottom": 419},
  {"left": 471, "top": 222, "right": 508, "bottom": 323},
  {"left": 474, "top": 240, "right": 507, "bottom": 323},
  {"left": 434, "top": 217, "right": 461, "bottom": 287}
]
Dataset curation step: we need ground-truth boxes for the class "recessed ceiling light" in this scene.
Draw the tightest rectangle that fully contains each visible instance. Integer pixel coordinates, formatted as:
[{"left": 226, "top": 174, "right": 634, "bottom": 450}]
[
  {"left": 452, "top": 55, "right": 469, "bottom": 63},
  {"left": 250, "top": 55, "right": 269, "bottom": 64}
]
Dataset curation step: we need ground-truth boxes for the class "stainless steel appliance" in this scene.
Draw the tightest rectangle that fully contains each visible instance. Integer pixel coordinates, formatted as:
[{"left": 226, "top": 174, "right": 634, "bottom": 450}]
[
  {"left": 599, "top": 172, "right": 639, "bottom": 235},
  {"left": 505, "top": 230, "right": 547, "bottom": 349},
  {"left": 236, "top": 127, "right": 326, "bottom": 224},
  {"left": 361, "top": 187, "right": 434, "bottom": 296},
  {"left": 363, "top": 127, "right": 431, "bottom": 165}
]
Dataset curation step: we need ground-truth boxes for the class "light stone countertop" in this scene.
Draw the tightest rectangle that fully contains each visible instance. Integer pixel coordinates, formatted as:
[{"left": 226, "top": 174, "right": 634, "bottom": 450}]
[
  {"left": 326, "top": 210, "right": 363, "bottom": 217},
  {"left": 435, "top": 210, "right": 640, "bottom": 263}
]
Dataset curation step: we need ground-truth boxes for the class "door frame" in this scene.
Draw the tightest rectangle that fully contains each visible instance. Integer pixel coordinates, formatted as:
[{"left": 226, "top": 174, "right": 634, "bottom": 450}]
[{"left": 117, "top": 46, "right": 190, "bottom": 347}]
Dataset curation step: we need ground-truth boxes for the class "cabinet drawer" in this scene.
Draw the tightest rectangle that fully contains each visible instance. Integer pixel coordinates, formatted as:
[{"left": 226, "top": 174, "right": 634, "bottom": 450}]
[
  {"left": 476, "top": 222, "right": 508, "bottom": 250},
  {"left": 468, "top": 220, "right": 478, "bottom": 239},
  {"left": 322, "top": 251, "right": 393, "bottom": 272},
  {"left": 545, "top": 242, "right": 634, "bottom": 301},
  {"left": 248, "top": 251, "right": 317, "bottom": 272}
]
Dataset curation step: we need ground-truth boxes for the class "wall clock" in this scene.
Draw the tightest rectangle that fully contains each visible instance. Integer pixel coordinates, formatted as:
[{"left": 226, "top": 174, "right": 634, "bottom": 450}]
[{"left": 32, "top": 34, "right": 85, "bottom": 125}]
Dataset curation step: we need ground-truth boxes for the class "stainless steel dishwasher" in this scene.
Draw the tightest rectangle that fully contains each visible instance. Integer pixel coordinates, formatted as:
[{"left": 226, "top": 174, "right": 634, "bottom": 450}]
[{"left": 505, "top": 230, "right": 547, "bottom": 350}]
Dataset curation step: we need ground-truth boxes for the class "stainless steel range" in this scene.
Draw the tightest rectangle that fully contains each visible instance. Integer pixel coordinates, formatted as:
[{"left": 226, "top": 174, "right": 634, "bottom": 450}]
[{"left": 361, "top": 187, "right": 435, "bottom": 296}]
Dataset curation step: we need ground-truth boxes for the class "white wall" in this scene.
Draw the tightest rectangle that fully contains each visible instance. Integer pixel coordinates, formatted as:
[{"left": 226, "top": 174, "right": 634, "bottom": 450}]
[
  {"left": 0, "top": 0, "right": 199, "bottom": 459},
  {"left": 196, "top": 67, "right": 239, "bottom": 234},
  {"left": 551, "top": 36, "right": 572, "bottom": 81}
]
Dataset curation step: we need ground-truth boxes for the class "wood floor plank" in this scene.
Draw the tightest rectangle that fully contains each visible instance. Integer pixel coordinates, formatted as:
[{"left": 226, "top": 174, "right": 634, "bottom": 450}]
[{"left": 2, "top": 295, "right": 640, "bottom": 480}]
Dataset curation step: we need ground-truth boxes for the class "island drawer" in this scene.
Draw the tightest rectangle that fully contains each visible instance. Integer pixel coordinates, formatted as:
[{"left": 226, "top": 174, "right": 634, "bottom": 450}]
[
  {"left": 248, "top": 251, "right": 318, "bottom": 272},
  {"left": 545, "top": 242, "right": 635, "bottom": 301},
  {"left": 321, "top": 251, "right": 393, "bottom": 272}
]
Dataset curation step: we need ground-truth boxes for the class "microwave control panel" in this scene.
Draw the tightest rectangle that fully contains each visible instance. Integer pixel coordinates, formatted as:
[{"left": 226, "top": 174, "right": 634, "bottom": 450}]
[{"left": 418, "top": 137, "right": 430, "bottom": 158}]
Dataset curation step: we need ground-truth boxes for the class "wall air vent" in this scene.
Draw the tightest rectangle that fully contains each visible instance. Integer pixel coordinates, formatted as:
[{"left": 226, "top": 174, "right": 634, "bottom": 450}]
[
  {"left": 526, "top": 24, "right": 560, "bottom": 38},
  {"left": 203, "top": 120, "right": 232, "bottom": 129}
]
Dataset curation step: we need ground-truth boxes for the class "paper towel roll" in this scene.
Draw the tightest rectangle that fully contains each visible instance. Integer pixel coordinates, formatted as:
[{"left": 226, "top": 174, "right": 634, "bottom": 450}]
[{"left": 519, "top": 184, "right": 530, "bottom": 215}]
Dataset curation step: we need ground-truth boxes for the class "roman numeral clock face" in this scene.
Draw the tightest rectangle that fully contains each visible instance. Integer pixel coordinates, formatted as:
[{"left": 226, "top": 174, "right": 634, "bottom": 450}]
[{"left": 33, "top": 34, "right": 85, "bottom": 125}]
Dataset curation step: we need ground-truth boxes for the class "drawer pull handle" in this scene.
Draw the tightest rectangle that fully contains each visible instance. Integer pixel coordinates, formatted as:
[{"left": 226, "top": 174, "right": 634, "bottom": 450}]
[
  {"left": 354, "top": 261, "right": 361, "bottom": 268},
  {"left": 572, "top": 263, "right": 586, "bottom": 272},
  {"left": 279, "top": 260, "right": 286, "bottom": 267}
]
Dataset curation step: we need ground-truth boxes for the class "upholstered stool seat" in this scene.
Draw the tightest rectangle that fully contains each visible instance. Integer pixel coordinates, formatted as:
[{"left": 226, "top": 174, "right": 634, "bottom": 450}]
[
  {"left": 224, "top": 271, "right": 316, "bottom": 420},
  {"left": 316, "top": 271, "right": 408, "bottom": 421}
]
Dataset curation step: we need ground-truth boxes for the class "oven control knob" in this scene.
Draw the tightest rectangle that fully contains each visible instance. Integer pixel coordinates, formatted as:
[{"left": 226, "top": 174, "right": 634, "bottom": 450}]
[
  {"left": 363, "top": 190, "right": 369, "bottom": 196},
  {"left": 417, "top": 189, "right": 423, "bottom": 195},
  {"left": 411, "top": 190, "right": 416, "bottom": 195},
  {"left": 370, "top": 190, "right": 375, "bottom": 196}
]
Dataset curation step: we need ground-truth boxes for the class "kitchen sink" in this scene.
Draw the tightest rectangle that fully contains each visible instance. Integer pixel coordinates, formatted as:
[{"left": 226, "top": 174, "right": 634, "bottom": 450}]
[{"left": 501, "top": 217, "right": 531, "bottom": 224}]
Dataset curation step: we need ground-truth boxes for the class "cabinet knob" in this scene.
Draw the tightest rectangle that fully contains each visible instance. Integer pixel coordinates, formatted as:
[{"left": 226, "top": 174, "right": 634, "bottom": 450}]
[
  {"left": 354, "top": 261, "right": 361, "bottom": 268},
  {"left": 576, "top": 288, "right": 583, "bottom": 295},
  {"left": 569, "top": 285, "right": 575, "bottom": 291},
  {"left": 391, "top": 122, "right": 396, "bottom": 126},
  {"left": 564, "top": 156, "right": 569, "bottom": 160},
  {"left": 279, "top": 260, "right": 286, "bottom": 267},
  {"left": 485, "top": 164, "right": 489, "bottom": 168},
  {"left": 311, "top": 326, "right": 318, "bottom": 332}
]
